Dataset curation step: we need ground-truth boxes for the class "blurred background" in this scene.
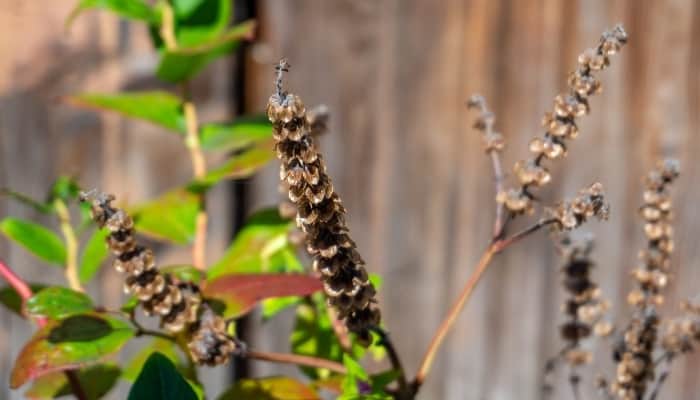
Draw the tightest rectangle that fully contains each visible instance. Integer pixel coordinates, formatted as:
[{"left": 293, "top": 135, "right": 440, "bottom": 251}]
[{"left": 1, "top": 0, "right": 699, "bottom": 399}]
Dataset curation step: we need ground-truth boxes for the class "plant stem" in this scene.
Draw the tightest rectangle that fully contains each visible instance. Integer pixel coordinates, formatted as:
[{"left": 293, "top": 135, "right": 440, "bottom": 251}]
[
  {"left": 158, "top": 0, "right": 177, "bottom": 50},
  {"left": 413, "top": 218, "right": 556, "bottom": 389},
  {"left": 54, "top": 199, "right": 82, "bottom": 292},
  {"left": 372, "top": 327, "right": 409, "bottom": 396},
  {"left": 182, "top": 84, "right": 208, "bottom": 271},
  {"left": 0, "top": 260, "right": 87, "bottom": 400},
  {"left": 648, "top": 352, "right": 674, "bottom": 400},
  {"left": 245, "top": 350, "right": 347, "bottom": 374}
]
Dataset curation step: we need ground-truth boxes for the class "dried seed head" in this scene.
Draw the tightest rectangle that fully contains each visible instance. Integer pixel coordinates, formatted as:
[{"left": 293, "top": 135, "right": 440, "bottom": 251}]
[
  {"left": 268, "top": 60, "right": 381, "bottom": 344},
  {"left": 547, "top": 183, "right": 609, "bottom": 231},
  {"left": 80, "top": 191, "right": 236, "bottom": 366},
  {"left": 500, "top": 25, "right": 627, "bottom": 216},
  {"left": 467, "top": 94, "right": 506, "bottom": 153}
]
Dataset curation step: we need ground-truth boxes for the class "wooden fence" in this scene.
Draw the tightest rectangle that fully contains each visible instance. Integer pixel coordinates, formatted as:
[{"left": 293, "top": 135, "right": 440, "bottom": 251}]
[{"left": 1, "top": 1, "right": 699, "bottom": 399}]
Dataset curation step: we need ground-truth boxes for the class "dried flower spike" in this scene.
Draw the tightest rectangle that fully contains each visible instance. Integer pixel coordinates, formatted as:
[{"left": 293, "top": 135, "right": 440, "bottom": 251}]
[
  {"left": 267, "top": 59, "right": 380, "bottom": 345},
  {"left": 612, "top": 159, "right": 680, "bottom": 399},
  {"left": 546, "top": 182, "right": 609, "bottom": 231},
  {"left": 80, "top": 190, "right": 239, "bottom": 365},
  {"left": 499, "top": 25, "right": 627, "bottom": 215}
]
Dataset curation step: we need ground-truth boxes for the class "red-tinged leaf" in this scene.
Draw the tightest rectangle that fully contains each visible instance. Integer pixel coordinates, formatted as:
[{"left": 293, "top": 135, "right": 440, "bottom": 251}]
[
  {"left": 217, "top": 376, "right": 320, "bottom": 400},
  {"left": 10, "top": 314, "right": 134, "bottom": 388},
  {"left": 204, "top": 274, "right": 322, "bottom": 319},
  {"left": 25, "top": 364, "right": 121, "bottom": 399}
]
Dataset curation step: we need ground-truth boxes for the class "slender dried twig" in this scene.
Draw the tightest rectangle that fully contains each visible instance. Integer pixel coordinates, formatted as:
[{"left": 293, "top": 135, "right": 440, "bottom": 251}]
[
  {"left": 648, "top": 353, "right": 673, "bottom": 400},
  {"left": 244, "top": 350, "right": 346, "bottom": 374}
]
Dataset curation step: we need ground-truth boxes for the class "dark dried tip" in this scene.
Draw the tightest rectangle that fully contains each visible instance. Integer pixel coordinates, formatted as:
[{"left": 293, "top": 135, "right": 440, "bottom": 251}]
[{"left": 275, "top": 58, "right": 291, "bottom": 98}]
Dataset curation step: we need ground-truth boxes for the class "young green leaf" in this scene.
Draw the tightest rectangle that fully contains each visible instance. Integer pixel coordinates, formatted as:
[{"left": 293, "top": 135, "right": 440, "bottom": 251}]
[
  {"left": 131, "top": 189, "right": 198, "bottom": 244},
  {"left": 156, "top": 20, "right": 256, "bottom": 82},
  {"left": 0, "top": 218, "right": 66, "bottom": 266},
  {"left": 261, "top": 296, "right": 302, "bottom": 321},
  {"left": 47, "top": 176, "right": 81, "bottom": 204},
  {"left": 127, "top": 352, "right": 198, "bottom": 400},
  {"left": 216, "top": 376, "right": 320, "bottom": 400},
  {"left": 67, "top": 91, "right": 185, "bottom": 134},
  {"left": 79, "top": 227, "right": 110, "bottom": 284},
  {"left": 188, "top": 138, "right": 274, "bottom": 192},
  {"left": 26, "top": 287, "right": 94, "bottom": 319},
  {"left": 208, "top": 208, "right": 298, "bottom": 279},
  {"left": 340, "top": 354, "right": 367, "bottom": 397},
  {"left": 172, "top": 0, "right": 231, "bottom": 47},
  {"left": 123, "top": 338, "right": 186, "bottom": 382},
  {"left": 67, "top": 0, "right": 159, "bottom": 27},
  {"left": 204, "top": 274, "right": 322, "bottom": 319},
  {"left": 10, "top": 314, "right": 134, "bottom": 388},
  {"left": 160, "top": 265, "right": 205, "bottom": 284},
  {"left": 25, "top": 364, "right": 121, "bottom": 400},
  {"left": 0, "top": 284, "right": 46, "bottom": 317},
  {"left": 200, "top": 115, "right": 272, "bottom": 152}
]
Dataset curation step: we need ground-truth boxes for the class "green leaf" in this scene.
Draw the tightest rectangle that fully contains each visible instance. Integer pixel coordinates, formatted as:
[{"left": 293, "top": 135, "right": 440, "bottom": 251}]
[
  {"left": 217, "top": 376, "right": 320, "bottom": 400},
  {"left": 26, "top": 287, "right": 94, "bottom": 319},
  {"left": 0, "top": 284, "right": 46, "bottom": 316},
  {"left": 67, "top": 0, "right": 159, "bottom": 27},
  {"left": 79, "top": 227, "right": 110, "bottom": 284},
  {"left": 188, "top": 138, "right": 274, "bottom": 192},
  {"left": 261, "top": 296, "right": 302, "bottom": 321},
  {"left": 156, "top": 20, "right": 256, "bottom": 83},
  {"left": 200, "top": 115, "right": 272, "bottom": 152},
  {"left": 67, "top": 91, "right": 185, "bottom": 134},
  {"left": 25, "top": 364, "right": 121, "bottom": 399},
  {"left": 0, "top": 218, "right": 66, "bottom": 266},
  {"left": 208, "top": 208, "right": 299, "bottom": 279},
  {"left": 160, "top": 265, "right": 205, "bottom": 283},
  {"left": 10, "top": 314, "right": 135, "bottom": 388},
  {"left": 204, "top": 274, "right": 322, "bottom": 319},
  {"left": 47, "top": 176, "right": 81, "bottom": 204},
  {"left": 123, "top": 338, "right": 184, "bottom": 382},
  {"left": 128, "top": 352, "right": 198, "bottom": 400},
  {"left": 132, "top": 189, "right": 198, "bottom": 244},
  {"left": 172, "top": 0, "right": 231, "bottom": 47}
]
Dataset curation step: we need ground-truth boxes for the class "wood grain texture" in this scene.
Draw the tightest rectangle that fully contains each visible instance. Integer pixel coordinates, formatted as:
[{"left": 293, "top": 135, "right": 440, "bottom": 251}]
[{"left": 1, "top": 1, "right": 700, "bottom": 399}]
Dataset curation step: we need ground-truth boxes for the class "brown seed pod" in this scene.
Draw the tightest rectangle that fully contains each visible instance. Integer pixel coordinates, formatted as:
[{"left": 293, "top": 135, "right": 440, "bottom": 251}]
[{"left": 267, "top": 59, "right": 380, "bottom": 345}]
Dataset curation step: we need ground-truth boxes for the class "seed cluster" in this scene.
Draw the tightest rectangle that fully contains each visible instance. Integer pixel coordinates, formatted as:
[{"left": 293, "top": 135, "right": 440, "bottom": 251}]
[
  {"left": 558, "top": 236, "right": 612, "bottom": 367},
  {"left": 546, "top": 182, "right": 610, "bottom": 231},
  {"left": 80, "top": 191, "right": 238, "bottom": 366},
  {"left": 660, "top": 300, "right": 700, "bottom": 355},
  {"left": 498, "top": 25, "right": 627, "bottom": 215},
  {"left": 612, "top": 160, "right": 680, "bottom": 400},
  {"left": 267, "top": 60, "right": 380, "bottom": 344}
]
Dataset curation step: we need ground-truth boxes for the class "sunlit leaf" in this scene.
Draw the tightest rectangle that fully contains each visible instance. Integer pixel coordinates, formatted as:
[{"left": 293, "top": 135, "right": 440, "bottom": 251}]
[
  {"left": 47, "top": 176, "right": 81, "bottom": 204},
  {"left": 10, "top": 314, "right": 134, "bottom": 388},
  {"left": 188, "top": 139, "right": 274, "bottom": 192},
  {"left": 123, "top": 338, "right": 183, "bottom": 382},
  {"left": 25, "top": 364, "right": 121, "bottom": 399},
  {"left": 132, "top": 189, "right": 198, "bottom": 244},
  {"left": 127, "top": 352, "right": 197, "bottom": 400},
  {"left": 200, "top": 115, "right": 272, "bottom": 152},
  {"left": 160, "top": 265, "right": 205, "bottom": 284},
  {"left": 0, "top": 284, "right": 46, "bottom": 317},
  {"left": 0, "top": 218, "right": 66, "bottom": 266},
  {"left": 79, "top": 227, "right": 110, "bottom": 284},
  {"left": 172, "top": 0, "right": 231, "bottom": 47},
  {"left": 156, "top": 20, "right": 256, "bottom": 83},
  {"left": 217, "top": 376, "right": 320, "bottom": 400},
  {"left": 261, "top": 296, "right": 302, "bottom": 321},
  {"left": 204, "top": 274, "right": 322, "bottom": 319},
  {"left": 340, "top": 354, "right": 367, "bottom": 397},
  {"left": 67, "top": 0, "right": 159, "bottom": 27},
  {"left": 208, "top": 208, "right": 299, "bottom": 279},
  {"left": 26, "top": 287, "right": 94, "bottom": 320},
  {"left": 67, "top": 91, "right": 185, "bottom": 134}
]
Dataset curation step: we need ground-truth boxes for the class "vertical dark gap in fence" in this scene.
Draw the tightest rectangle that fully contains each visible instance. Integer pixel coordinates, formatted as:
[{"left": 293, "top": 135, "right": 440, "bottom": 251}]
[{"left": 228, "top": 0, "right": 256, "bottom": 383}]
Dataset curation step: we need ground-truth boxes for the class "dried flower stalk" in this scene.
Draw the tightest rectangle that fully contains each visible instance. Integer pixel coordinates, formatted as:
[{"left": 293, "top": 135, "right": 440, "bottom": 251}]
[
  {"left": 546, "top": 182, "right": 610, "bottom": 232},
  {"left": 612, "top": 160, "right": 680, "bottom": 400},
  {"left": 267, "top": 60, "right": 380, "bottom": 344},
  {"left": 80, "top": 191, "right": 239, "bottom": 365},
  {"left": 498, "top": 25, "right": 628, "bottom": 215}
]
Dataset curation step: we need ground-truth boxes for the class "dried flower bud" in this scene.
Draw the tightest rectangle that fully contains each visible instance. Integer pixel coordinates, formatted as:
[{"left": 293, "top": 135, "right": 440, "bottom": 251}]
[{"left": 547, "top": 183, "right": 609, "bottom": 231}]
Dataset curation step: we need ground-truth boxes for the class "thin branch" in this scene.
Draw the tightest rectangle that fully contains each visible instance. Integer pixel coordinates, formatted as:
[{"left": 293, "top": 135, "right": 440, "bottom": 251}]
[
  {"left": 648, "top": 353, "right": 674, "bottom": 400},
  {"left": 54, "top": 199, "right": 83, "bottom": 292},
  {"left": 181, "top": 73, "right": 208, "bottom": 272},
  {"left": 569, "top": 371, "right": 581, "bottom": 400},
  {"left": 0, "top": 260, "right": 87, "bottom": 400},
  {"left": 413, "top": 218, "right": 557, "bottom": 389},
  {"left": 158, "top": 0, "right": 177, "bottom": 50},
  {"left": 372, "top": 327, "right": 409, "bottom": 396},
  {"left": 244, "top": 350, "right": 346, "bottom": 374}
]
